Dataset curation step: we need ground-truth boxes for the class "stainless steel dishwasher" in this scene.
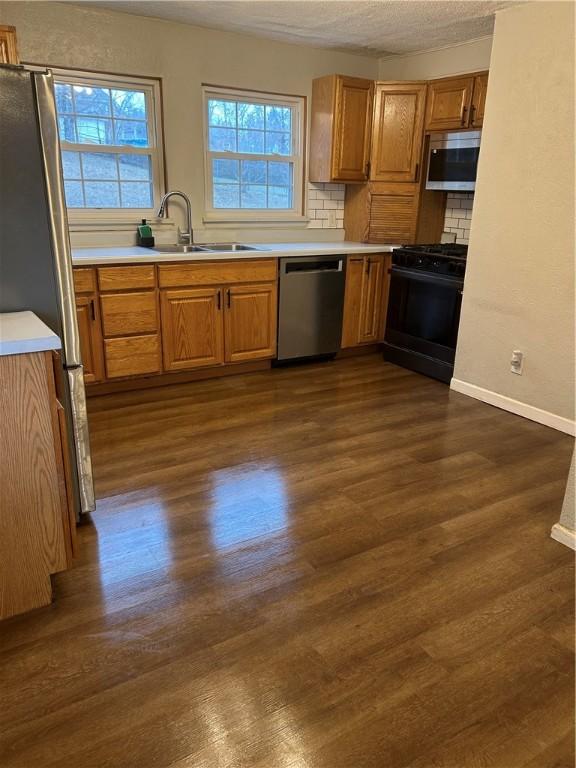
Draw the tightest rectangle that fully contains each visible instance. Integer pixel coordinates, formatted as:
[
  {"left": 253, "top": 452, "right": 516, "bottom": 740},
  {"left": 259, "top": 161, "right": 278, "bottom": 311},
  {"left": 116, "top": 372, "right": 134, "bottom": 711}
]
[{"left": 277, "top": 255, "right": 346, "bottom": 361}]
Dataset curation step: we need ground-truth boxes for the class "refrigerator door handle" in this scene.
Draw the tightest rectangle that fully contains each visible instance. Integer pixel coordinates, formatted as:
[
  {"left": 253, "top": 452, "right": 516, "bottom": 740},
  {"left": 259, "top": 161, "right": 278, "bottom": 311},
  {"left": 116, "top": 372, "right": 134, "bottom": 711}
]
[
  {"left": 33, "top": 71, "right": 82, "bottom": 367},
  {"left": 67, "top": 366, "right": 96, "bottom": 514}
]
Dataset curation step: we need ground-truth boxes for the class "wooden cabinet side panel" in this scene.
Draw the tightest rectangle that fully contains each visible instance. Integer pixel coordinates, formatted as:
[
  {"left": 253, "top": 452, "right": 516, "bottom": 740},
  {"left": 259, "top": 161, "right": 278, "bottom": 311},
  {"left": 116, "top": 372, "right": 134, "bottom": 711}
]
[
  {"left": 0, "top": 352, "right": 67, "bottom": 619},
  {"left": 471, "top": 72, "right": 489, "bottom": 128},
  {"left": 344, "top": 185, "right": 371, "bottom": 243},
  {"left": 0, "top": 25, "right": 19, "bottom": 65},
  {"left": 309, "top": 75, "right": 336, "bottom": 183},
  {"left": 371, "top": 83, "right": 426, "bottom": 183},
  {"left": 224, "top": 283, "right": 277, "bottom": 363}
]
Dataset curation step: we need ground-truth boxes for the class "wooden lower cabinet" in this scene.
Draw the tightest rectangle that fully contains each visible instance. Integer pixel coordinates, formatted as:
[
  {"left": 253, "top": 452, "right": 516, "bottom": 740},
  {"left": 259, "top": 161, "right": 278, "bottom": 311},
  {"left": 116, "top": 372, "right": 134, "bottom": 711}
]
[
  {"left": 342, "top": 254, "right": 390, "bottom": 348},
  {"left": 75, "top": 294, "right": 104, "bottom": 384},
  {"left": 160, "top": 287, "right": 224, "bottom": 371},
  {"left": 104, "top": 334, "right": 162, "bottom": 379},
  {"left": 224, "top": 283, "right": 277, "bottom": 363}
]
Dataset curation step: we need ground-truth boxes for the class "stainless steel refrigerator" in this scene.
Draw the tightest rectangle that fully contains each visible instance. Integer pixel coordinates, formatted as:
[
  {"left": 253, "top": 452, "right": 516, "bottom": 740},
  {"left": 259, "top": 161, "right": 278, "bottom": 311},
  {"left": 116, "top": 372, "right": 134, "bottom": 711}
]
[{"left": 0, "top": 65, "right": 95, "bottom": 514}]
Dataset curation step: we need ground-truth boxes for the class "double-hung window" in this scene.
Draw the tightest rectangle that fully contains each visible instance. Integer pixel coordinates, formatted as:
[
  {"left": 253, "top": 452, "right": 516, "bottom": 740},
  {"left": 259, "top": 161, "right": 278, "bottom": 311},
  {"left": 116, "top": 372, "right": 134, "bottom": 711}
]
[
  {"left": 203, "top": 87, "right": 304, "bottom": 221},
  {"left": 53, "top": 69, "right": 164, "bottom": 221}
]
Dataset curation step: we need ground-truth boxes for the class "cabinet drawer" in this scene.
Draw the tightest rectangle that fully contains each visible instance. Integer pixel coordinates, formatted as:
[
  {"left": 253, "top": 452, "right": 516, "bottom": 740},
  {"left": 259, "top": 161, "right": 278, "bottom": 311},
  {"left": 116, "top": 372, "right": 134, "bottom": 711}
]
[
  {"left": 100, "top": 292, "right": 158, "bottom": 337},
  {"left": 104, "top": 334, "right": 161, "bottom": 379},
  {"left": 158, "top": 259, "right": 277, "bottom": 288},
  {"left": 98, "top": 265, "right": 156, "bottom": 292},
  {"left": 73, "top": 268, "right": 96, "bottom": 294}
]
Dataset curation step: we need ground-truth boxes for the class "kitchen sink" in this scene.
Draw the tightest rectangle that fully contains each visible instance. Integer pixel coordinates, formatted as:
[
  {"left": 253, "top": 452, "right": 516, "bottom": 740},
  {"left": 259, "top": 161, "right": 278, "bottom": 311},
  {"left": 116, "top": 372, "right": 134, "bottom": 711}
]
[
  {"left": 200, "top": 243, "right": 265, "bottom": 252},
  {"left": 151, "top": 244, "right": 210, "bottom": 253}
]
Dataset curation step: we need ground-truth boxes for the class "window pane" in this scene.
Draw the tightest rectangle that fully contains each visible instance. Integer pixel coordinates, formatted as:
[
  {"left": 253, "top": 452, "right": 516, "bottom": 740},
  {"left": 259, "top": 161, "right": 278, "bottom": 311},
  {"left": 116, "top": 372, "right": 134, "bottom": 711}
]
[
  {"left": 265, "top": 131, "right": 291, "bottom": 155},
  {"left": 55, "top": 83, "right": 73, "bottom": 114},
  {"left": 84, "top": 181, "right": 120, "bottom": 207},
  {"left": 209, "top": 127, "right": 237, "bottom": 152},
  {"left": 237, "top": 103, "right": 264, "bottom": 130},
  {"left": 112, "top": 89, "right": 146, "bottom": 120},
  {"left": 214, "top": 184, "right": 240, "bottom": 208},
  {"left": 64, "top": 180, "right": 84, "bottom": 207},
  {"left": 238, "top": 129, "right": 264, "bottom": 154},
  {"left": 120, "top": 182, "right": 152, "bottom": 208},
  {"left": 268, "top": 161, "right": 291, "bottom": 186},
  {"left": 268, "top": 186, "right": 291, "bottom": 209},
  {"left": 76, "top": 117, "right": 113, "bottom": 145},
  {"left": 81, "top": 152, "right": 118, "bottom": 180},
  {"left": 241, "top": 160, "right": 266, "bottom": 184},
  {"left": 208, "top": 99, "right": 236, "bottom": 128},
  {"left": 118, "top": 154, "right": 151, "bottom": 181},
  {"left": 58, "top": 116, "right": 77, "bottom": 143},
  {"left": 62, "top": 151, "right": 81, "bottom": 179},
  {"left": 73, "top": 85, "right": 111, "bottom": 116},
  {"left": 213, "top": 158, "right": 239, "bottom": 184},
  {"left": 114, "top": 120, "right": 149, "bottom": 147},
  {"left": 241, "top": 184, "right": 266, "bottom": 208},
  {"left": 266, "top": 105, "right": 291, "bottom": 132}
]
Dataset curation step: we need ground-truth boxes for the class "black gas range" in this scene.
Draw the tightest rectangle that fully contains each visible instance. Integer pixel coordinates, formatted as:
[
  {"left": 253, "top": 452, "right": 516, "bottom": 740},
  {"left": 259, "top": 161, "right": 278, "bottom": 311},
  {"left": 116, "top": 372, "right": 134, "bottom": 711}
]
[{"left": 383, "top": 243, "right": 468, "bottom": 383}]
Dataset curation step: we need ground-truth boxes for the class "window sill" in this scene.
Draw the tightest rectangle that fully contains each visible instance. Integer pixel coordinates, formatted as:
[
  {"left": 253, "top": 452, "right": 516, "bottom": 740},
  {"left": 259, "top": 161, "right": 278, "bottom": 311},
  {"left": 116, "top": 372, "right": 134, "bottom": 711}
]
[{"left": 68, "top": 217, "right": 175, "bottom": 232}]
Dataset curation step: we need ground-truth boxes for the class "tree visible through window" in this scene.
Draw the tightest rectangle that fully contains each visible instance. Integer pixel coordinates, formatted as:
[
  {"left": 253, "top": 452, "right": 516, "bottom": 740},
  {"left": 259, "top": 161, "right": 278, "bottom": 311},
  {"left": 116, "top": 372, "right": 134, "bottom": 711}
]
[
  {"left": 53, "top": 72, "right": 163, "bottom": 215},
  {"left": 204, "top": 88, "right": 304, "bottom": 217}
]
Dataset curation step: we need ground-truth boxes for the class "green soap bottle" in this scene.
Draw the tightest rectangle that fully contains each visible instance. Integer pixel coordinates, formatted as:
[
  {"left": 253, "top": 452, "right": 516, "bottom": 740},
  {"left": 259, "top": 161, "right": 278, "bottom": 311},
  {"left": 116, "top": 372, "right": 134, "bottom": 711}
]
[{"left": 137, "top": 219, "right": 155, "bottom": 248}]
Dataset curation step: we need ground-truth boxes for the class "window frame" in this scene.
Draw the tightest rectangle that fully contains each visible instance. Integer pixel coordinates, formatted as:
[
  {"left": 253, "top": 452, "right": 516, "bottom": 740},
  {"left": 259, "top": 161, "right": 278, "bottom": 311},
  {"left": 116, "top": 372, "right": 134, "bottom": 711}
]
[
  {"left": 51, "top": 68, "right": 165, "bottom": 224},
  {"left": 202, "top": 86, "right": 305, "bottom": 223}
]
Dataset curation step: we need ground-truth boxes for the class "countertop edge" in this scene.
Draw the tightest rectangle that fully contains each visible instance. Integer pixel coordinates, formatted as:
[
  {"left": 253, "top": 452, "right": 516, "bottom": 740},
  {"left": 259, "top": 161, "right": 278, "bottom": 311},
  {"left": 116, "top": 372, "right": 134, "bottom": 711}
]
[{"left": 0, "top": 312, "right": 62, "bottom": 357}]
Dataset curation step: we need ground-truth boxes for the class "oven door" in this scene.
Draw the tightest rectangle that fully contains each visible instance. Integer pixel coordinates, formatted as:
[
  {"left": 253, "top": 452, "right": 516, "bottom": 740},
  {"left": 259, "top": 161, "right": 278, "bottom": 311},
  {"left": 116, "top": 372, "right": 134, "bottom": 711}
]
[{"left": 384, "top": 266, "right": 463, "bottom": 380}]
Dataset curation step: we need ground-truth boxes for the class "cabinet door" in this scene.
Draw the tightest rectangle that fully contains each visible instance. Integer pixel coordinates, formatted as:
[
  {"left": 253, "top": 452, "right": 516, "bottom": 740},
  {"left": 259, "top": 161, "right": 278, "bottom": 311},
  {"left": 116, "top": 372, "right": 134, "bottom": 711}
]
[
  {"left": 75, "top": 296, "right": 104, "bottom": 384},
  {"left": 425, "top": 76, "right": 475, "bottom": 131},
  {"left": 470, "top": 73, "right": 489, "bottom": 128},
  {"left": 341, "top": 257, "right": 365, "bottom": 348},
  {"left": 371, "top": 83, "right": 426, "bottom": 183},
  {"left": 224, "top": 283, "right": 277, "bottom": 363},
  {"left": 332, "top": 76, "right": 374, "bottom": 182},
  {"left": 0, "top": 25, "right": 19, "bottom": 64},
  {"left": 359, "top": 256, "right": 386, "bottom": 343},
  {"left": 160, "top": 287, "right": 224, "bottom": 371},
  {"left": 368, "top": 183, "right": 420, "bottom": 244}
]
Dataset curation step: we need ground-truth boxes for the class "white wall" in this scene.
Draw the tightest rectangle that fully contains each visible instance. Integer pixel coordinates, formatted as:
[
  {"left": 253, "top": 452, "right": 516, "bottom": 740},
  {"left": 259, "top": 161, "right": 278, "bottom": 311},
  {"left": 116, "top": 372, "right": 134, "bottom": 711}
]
[
  {"left": 552, "top": 450, "right": 575, "bottom": 550},
  {"left": 0, "top": 1, "right": 378, "bottom": 244},
  {"left": 378, "top": 36, "right": 492, "bottom": 80},
  {"left": 452, "top": 2, "right": 575, "bottom": 433}
]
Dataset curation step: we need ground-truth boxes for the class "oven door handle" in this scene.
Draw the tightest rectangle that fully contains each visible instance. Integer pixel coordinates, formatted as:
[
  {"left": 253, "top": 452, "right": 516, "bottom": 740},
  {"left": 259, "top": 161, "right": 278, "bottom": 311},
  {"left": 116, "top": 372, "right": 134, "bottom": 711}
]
[{"left": 389, "top": 266, "right": 464, "bottom": 290}]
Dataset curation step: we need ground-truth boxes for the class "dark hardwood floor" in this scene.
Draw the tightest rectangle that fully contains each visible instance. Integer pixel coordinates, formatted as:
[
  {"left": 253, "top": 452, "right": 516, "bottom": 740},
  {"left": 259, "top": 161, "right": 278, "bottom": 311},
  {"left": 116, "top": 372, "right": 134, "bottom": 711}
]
[{"left": 1, "top": 355, "right": 574, "bottom": 768}]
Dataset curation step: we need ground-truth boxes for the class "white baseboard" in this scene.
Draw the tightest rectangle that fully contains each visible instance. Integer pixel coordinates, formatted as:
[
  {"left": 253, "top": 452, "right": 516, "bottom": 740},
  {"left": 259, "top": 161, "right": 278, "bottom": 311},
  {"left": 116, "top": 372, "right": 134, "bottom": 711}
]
[
  {"left": 551, "top": 523, "right": 576, "bottom": 551},
  {"left": 450, "top": 378, "right": 575, "bottom": 436}
]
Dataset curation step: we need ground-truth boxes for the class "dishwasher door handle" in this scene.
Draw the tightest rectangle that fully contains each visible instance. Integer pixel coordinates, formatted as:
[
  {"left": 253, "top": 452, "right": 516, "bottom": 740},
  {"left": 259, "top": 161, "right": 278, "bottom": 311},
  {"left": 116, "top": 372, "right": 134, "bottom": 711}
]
[{"left": 282, "top": 257, "right": 344, "bottom": 275}]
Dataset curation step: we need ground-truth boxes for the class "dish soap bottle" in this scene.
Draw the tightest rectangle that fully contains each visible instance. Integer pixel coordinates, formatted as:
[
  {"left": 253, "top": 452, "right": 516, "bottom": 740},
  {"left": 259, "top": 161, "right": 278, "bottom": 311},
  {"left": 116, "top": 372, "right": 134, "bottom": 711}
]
[{"left": 137, "top": 219, "right": 155, "bottom": 247}]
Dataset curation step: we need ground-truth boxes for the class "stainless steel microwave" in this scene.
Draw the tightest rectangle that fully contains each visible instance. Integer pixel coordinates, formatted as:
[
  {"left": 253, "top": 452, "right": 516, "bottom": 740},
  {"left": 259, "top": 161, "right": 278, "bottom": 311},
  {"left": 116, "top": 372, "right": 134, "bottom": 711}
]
[{"left": 425, "top": 131, "right": 481, "bottom": 191}]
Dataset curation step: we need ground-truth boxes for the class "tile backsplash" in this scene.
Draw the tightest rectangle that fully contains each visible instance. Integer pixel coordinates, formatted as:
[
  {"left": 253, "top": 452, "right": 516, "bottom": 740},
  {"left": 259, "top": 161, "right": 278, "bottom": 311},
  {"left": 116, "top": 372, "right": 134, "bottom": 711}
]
[
  {"left": 307, "top": 182, "right": 345, "bottom": 229},
  {"left": 443, "top": 192, "right": 474, "bottom": 244}
]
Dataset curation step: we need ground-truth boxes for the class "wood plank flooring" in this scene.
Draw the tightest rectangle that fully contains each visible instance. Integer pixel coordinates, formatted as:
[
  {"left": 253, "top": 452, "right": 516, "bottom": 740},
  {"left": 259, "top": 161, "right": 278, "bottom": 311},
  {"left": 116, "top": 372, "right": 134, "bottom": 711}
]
[{"left": 0, "top": 355, "right": 574, "bottom": 768}]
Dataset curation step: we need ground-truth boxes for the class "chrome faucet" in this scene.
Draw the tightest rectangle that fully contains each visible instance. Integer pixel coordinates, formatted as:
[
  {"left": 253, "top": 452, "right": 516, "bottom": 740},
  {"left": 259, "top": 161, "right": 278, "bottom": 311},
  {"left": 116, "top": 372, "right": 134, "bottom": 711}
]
[{"left": 157, "top": 190, "right": 193, "bottom": 245}]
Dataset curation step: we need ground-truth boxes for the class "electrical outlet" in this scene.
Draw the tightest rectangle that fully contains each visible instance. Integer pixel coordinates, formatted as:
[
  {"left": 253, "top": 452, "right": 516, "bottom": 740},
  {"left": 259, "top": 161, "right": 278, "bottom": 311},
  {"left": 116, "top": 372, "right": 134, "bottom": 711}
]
[
  {"left": 510, "top": 350, "right": 524, "bottom": 375},
  {"left": 328, "top": 210, "right": 337, "bottom": 228}
]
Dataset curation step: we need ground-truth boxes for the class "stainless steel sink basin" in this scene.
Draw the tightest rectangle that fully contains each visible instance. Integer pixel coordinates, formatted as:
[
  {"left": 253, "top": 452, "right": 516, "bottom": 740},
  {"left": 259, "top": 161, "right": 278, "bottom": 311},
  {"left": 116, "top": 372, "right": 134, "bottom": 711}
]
[
  {"left": 152, "top": 244, "right": 210, "bottom": 254},
  {"left": 200, "top": 243, "right": 264, "bottom": 252}
]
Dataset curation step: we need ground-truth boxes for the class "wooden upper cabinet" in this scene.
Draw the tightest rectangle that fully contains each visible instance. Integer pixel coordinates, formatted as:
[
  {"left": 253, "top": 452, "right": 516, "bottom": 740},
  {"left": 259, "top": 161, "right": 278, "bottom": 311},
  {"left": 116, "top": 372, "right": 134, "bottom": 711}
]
[
  {"left": 160, "top": 287, "right": 224, "bottom": 372},
  {"left": 224, "top": 283, "right": 277, "bottom": 363},
  {"left": 309, "top": 75, "right": 374, "bottom": 183},
  {"left": 425, "top": 76, "right": 475, "bottom": 131},
  {"left": 0, "top": 25, "right": 19, "bottom": 65},
  {"left": 370, "top": 82, "right": 427, "bottom": 183},
  {"left": 470, "top": 72, "right": 489, "bottom": 128},
  {"left": 75, "top": 295, "right": 104, "bottom": 384}
]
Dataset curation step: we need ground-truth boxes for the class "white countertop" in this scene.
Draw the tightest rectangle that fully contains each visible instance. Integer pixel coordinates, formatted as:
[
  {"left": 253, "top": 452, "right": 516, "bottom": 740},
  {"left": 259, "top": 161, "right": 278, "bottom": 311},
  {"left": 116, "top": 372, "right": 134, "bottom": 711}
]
[
  {"left": 0, "top": 312, "right": 61, "bottom": 357},
  {"left": 71, "top": 241, "right": 397, "bottom": 265}
]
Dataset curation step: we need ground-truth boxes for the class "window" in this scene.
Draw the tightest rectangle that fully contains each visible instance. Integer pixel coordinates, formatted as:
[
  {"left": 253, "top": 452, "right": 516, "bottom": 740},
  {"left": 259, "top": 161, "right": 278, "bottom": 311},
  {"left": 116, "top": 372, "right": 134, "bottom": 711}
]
[
  {"left": 203, "top": 87, "right": 304, "bottom": 220},
  {"left": 53, "top": 70, "right": 164, "bottom": 220}
]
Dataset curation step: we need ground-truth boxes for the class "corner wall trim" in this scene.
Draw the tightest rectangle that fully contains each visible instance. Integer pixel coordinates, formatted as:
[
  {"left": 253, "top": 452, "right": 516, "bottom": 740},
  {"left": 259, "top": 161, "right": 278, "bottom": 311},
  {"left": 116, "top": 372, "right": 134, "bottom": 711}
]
[
  {"left": 450, "top": 378, "right": 576, "bottom": 436},
  {"left": 551, "top": 523, "right": 576, "bottom": 551}
]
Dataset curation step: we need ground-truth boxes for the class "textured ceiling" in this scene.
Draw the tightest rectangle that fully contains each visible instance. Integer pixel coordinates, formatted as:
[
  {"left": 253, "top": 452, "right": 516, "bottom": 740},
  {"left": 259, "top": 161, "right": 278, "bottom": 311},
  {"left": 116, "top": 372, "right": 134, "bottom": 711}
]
[{"left": 75, "top": 1, "right": 519, "bottom": 57}]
